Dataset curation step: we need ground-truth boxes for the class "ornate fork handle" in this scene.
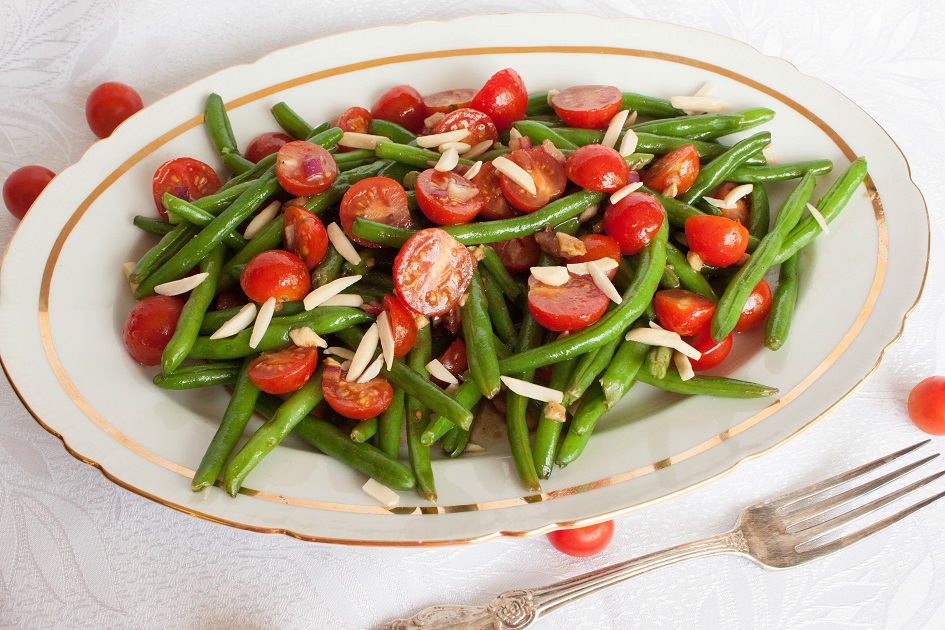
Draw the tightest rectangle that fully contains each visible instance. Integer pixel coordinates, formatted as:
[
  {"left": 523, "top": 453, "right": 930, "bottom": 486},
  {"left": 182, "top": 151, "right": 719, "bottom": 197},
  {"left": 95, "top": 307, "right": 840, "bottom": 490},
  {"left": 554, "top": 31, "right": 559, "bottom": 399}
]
[{"left": 381, "top": 531, "right": 749, "bottom": 629}]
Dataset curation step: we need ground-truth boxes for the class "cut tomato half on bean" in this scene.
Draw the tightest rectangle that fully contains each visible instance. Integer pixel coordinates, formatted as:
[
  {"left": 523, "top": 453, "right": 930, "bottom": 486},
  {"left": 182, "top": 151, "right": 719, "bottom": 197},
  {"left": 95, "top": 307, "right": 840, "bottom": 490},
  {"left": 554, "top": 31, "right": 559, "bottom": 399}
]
[
  {"left": 275, "top": 140, "right": 337, "bottom": 196},
  {"left": 470, "top": 68, "right": 528, "bottom": 131},
  {"left": 547, "top": 521, "right": 615, "bottom": 557},
  {"left": 567, "top": 234, "right": 622, "bottom": 279},
  {"left": 152, "top": 157, "right": 221, "bottom": 220},
  {"left": 684, "top": 215, "right": 749, "bottom": 267},
  {"left": 431, "top": 108, "right": 498, "bottom": 147},
  {"left": 423, "top": 88, "right": 475, "bottom": 113},
  {"left": 414, "top": 169, "right": 484, "bottom": 225},
  {"left": 565, "top": 144, "right": 630, "bottom": 193},
  {"left": 371, "top": 85, "right": 427, "bottom": 134},
  {"left": 470, "top": 161, "right": 516, "bottom": 220},
  {"left": 244, "top": 132, "right": 292, "bottom": 163},
  {"left": 654, "top": 289, "right": 716, "bottom": 337},
  {"left": 499, "top": 147, "right": 567, "bottom": 213},
  {"left": 122, "top": 295, "right": 184, "bottom": 366},
  {"left": 712, "top": 182, "right": 751, "bottom": 226},
  {"left": 527, "top": 273, "right": 609, "bottom": 333},
  {"left": 602, "top": 191, "right": 665, "bottom": 255},
  {"left": 492, "top": 235, "right": 541, "bottom": 274},
  {"left": 336, "top": 106, "right": 372, "bottom": 152},
  {"left": 550, "top": 85, "right": 622, "bottom": 129},
  {"left": 734, "top": 280, "right": 772, "bottom": 332},
  {"left": 248, "top": 345, "right": 319, "bottom": 395},
  {"left": 382, "top": 294, "right": 417, "bottom": 358},
  {"left": 283, "top": 205, "right": 329, "bottom": 269},
  {"left": 393, "top": 228, "right": 474, "bottom": 317},
  {"left": 687, "top": 328, "right": 733, "bottom": 370},
  {"left": 339, "top": 176, "right": 412, "bottom": 248},
  {"left": 641, "top": 144, "right": 700, "bottom": 196},
  {"left": 240, "top": 250, "right": 311, "bottom": 305},
  {"left": 322, "top": 363, "right": 393, "bottom": 420}
]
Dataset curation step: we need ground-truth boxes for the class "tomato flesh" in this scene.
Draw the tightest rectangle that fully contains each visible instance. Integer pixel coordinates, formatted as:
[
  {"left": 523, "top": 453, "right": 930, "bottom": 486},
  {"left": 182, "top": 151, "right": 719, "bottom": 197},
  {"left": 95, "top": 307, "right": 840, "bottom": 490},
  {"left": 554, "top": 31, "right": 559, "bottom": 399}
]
[
  {"left": 283, "top": 205, "right": 329, "bottom": 269},
  {"left": 3, "top": 165, "right": 55, "bottom": 220},
  {"left": 423, "top": 88, "right": 475, "bottom": 113},
  {"left": 276, "top": 140, "right": 337, "bottom": 196},
  {"left": 371, "top": 85, "right": 427, "bottom": 134},
  {"left": 527, "top": 273, "right": 609, "bottom": 333},
  {"left": 654, "top": 289, "right": 716, "bottom": 337},
  {"left": 602, "top": 191, "right": 665, "bottom": 255},
  {"left": 393, "top": 228, "right": 474, "bottom": 316},
  {"left": 908, "top": 376, "right": 945, "bottom": 435},
  {"left": 642, "top": 145, "right": 700, "bottom": 195},
  {"left": 244, "top": 132, "right": 292, "bottom": 163},
  {"left": 567, "top": 234, "right": 621, "bottom": 279},
  {"left": 685, "top": 215, "right": 749, "bottom": 267},
  {"left": 687, "top": 328, "right": 733, "bottom": 370},
  {"left": 470, "top": 68, "right": 527, "bottom": 131},
  {"left": 248, "top": 346, "right": 319, "bottom": 395},
  {"left": 85, "top": 81, "right": 143, "bottom": 139},
  {"left": 734, "top": 280, "right": 772, "bottom": 332},
  {"left": 336, "top": 106, "right": 373, "bottom": 152},
  {"left": 431, "top": 108, "right": 498, "bottom": 147},
  {"left": 547, "top": 521, "right": 615, "bottom": 557},
  {"left": 339, "top": 176, "right": 412, "bottom": 248},
  {"left": 322, "top": 364, "right": 393, "bottom": 420},
  {"left": 492, "top": 235, "right": 541, "bottom": 274},
  {"left": 414, "top": 169, "right": 484, "bottom": 225},
  {"left": 499, "top": 147, "right": 567, "bottom": 213},
  {"left": 152, "top": 157, "right": 221, "bottom": 220},
  {"left": 550, "top": 85, "right": 622, "bottom": 129},
  {"left": 240, "top": 250, "right": 311, "bottom": 305},
  {"left": 565, "top": 144, "right": 630, "bottom": 193},
  {"left": 470, "top": 161, "right": 516, "bottom": 220},
  {"left": 382, "top": 295, "right": 417, "bottom": 358},
  {"left": 122, "top": 295, "right": 184, "bottom": 366}
]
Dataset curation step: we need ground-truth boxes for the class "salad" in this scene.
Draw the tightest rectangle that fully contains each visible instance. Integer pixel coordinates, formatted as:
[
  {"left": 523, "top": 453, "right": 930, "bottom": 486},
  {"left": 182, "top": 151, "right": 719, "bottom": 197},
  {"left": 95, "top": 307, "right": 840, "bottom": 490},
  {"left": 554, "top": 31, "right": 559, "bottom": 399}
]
[{"left": 121, "top": 68, "right": 867, "bottom": 506}]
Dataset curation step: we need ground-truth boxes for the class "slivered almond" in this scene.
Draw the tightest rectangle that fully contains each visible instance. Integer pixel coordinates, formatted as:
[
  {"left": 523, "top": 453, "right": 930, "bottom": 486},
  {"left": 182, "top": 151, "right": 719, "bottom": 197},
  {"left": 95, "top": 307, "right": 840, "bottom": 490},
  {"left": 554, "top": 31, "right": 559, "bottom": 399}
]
[
  {"left": 326, "top": 222, "right": 361, "bottom": 265},
  {"left": 249, "top": 297, "right": 276, "bottom": 349},
  {"left": 693, "top": 82, "right": 716, "bottom": 97},
  {"left": 601, "top": 109, "right": 630, "bottom": 148},
  {"left": 464, "top": 443, "right": 486, "bottom": 454},
  {"left": 687, "top": 251, "right": 704, "bottom": 272},
  {"left": 588, "top": 260, "right": 622, "bottom": 304},
  {"left": 434, "top": 147, "right": 459, "bottom": 172},
  {"left": 610, "top": 181, "right": 644, "bottom": 205},
  {"left": 444, "top": 382, "right": 461, "bottom": 395},
  {"left": 578, "top": 203, "right": 600, "bottom": 222},
  {"left": 763, "top": 145, "right": 779, "bottom": 165},
  {"left": 670, "top": 96, "right": 729, "bottom": 114},
  {"left": 500, "top": 376, "right": 563, "bottom": 404},
  {"left": 338, "top": 132, "right": 390, "bottom": 150},
  {"left": 463, "top": 140, "right": 493, "bottom": 160},
  {"left": 723, "top": 184, "right": 754, "bottom": 208},
  {"left": 530, "top": 266, "right": 570, "bottom": 287},
  {"left": 122, "top": 262, "right": 136, "bottom": 281},
  {"left": 566, "top": 258, "right": 619, "bottom": 275},
  {"left": 303, "top": 275, "right": 362, "bottom": 311},
  {"left": 463, "top": 160, "right": 483, "bottom": 180},
  {"left": 618, "top": 128, "right": 639, "bottom": 156},
  {"left": 674, "top": 351, "right": 695, "bottom": 381},
  {"left": 492, "top": 156, "right": 537, "bottom": 195},
  {"left": 508, "top": 127, "right": 523, "bottom": 142},
  {"left": 243, "top": 200, "right": 280, "bottom": 240},
  {"left": 546, "top": 88, "right": 559, "bottom": 105},
  {"left": 625, "top": 328, "right": 702, "bottom": 360},
  {"left": 325, "top": 347, "right": 355, "bottom": 360},
  {"left": 347, "top": 323, "right": 379, "bottom": 382},
  {"left": 154, "top": 272, "right": 209, "bottom": 297},
  {"left": 209, "top": 303, "right": 257, "bottom": 339},
  {"left": 624, "top": 111, "right": 638, "bottom": 126},
  {"left": 362, "top": 478, "right": 399, "bottom": 507},
  {"left": 424, "top": 112, "right": 446, "bottom": 129},
  {"left": 416, "top": 128, "right": 469, "bottom": 148},
  {"left": 438, "top": 141, "right": 471, "bottom": 154},
  {"left": 376, "top": 311, "right": 395, "bottom": 370},
  {"left": 806, "top": 202, "right": 830, "bottom": 234},
  {"left": 289, "top": 326, "right": 328, "bottom": 348},
  {"left": 320, "top": 294, "right": 364, "bottom": 308},
  {"left": 541, "top": 139, "right": 567, "bottom": 164},
  {"left": 543, "top": 401, "right": 567, "bottom": 423},
  {"left": 446, "top": 176, "right": 479, "bottom": 201},
  {"left": 425, "top": 359, "right": 458, "bottom": 385},
  {"left": 356, "top": 355, "right": 385, "bottom": 384},
  {"left": 663, "top": 182, "right": 679, "bottom": 198},
  {"left": 702, "top": 196, "right": 732, "bottom": 209}
]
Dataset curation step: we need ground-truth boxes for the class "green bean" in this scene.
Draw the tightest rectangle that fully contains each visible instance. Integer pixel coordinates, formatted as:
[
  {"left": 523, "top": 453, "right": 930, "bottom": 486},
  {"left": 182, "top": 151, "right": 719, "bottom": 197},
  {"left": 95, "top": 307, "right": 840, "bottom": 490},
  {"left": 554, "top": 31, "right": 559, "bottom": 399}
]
[
  {"left": 637, "top": 370, "right": 777, "bottom": 397},
  {"left": 729, "top": 160, "right": 833, "bottom": 184},
  {"left": 133, "top": 216, "right": 174, "bottom": 236},
  {"left": 512, "top": 120, "right": 578, "bottom": 150},
  {"left": 375, "top": 141, "right": 473, "bottom": 169},
  {"left": 564, "top": 335, "right": 621, "bottom": 406},
  {"left": 421, "top": 415, "right": 453, "bottom": 446},
  {"left": 621, "top": 92, "right": 686, "bottom": 118},
  {"left": 351, "top": 417, "right": 379, "bottom": 444},
  {"left": 477, "top": 146, "right": 512, "bottom": 162},
  {"left": 162, "top": 245, "right": 226, "bottom": 373},
  {"left": 418, "top": 376, "right": 485, "bottom": 445},
  {"left": 204, "top": 93, "right": 255, "bottom": 175},
  {"left": 334, "top": 149, "right": 377, "bottom": 166},
  {"left": 377, "top": 159, "right": 417, "bottom": 186},
  {"left": 646, "top": 346, "right": 672, "bottom": 379},
  {"left": 189, "top": 181, "right": 254, "bottom": 213},
  {"left": 440, "top": 425, "right": 460, "bottom": 455},
  {"left": 556, "top": 383, "right": 608, "bottom": 468},
  {"left": 270, "top": 102, "right": 317, "bottom": 140},
  {"left": 301, "top": 160, "right": 390, "bottom": 214},
  {"left": 480, "top": 246, "right": 522, "bottom": 301},
  {"left": 665, "top": 242, "right": 717, "bottom": 300},
  {"left": 311, "top": 244, "right": 344, "bottom": 288},
  {"left": 191, "top": 359, "right": 260, "bottom": 492},
  {"left": 765, "top": 253, "right": 800, "bottom": 351},
  {"left": 163, "top": 194, "right": 247, "bottom": 251},
  {"left": 525, "top": 92, "right": 554, "bottom": 116},
  {"left": 747, "top": 181, "right": 770, "bottom": 242},
  {"left": 446, "top": 425, "right": 470, "bottom": 458},
  {"left": 712, "top": 173, "right": 816, "bottom": 340},
  {"left": 506, "top": 310, "right": 542, "bottom": 492},
  {"left": 377, "top": 386, "right": 405, "bottom": 460},
  {"left": 600, "top": 334, "right": 649, "bottom": 409},
  {"left": 773, "top": 157, "right": 868, "bottom": 265},
  {"left": 369, "top": 119, "right": 417, "bottom": 144},
  {"left": 129, "top": 223, "right": 199, "bottom": 285},
  {"left": 153, "top": 365, "right": 239, "bottom": 389},
  {"left": 462, "top": 270, "right": 501, "bottom": 398},
  {"left": 480, "top": 268, "right": 518, "bottom": 348},
  {"left": 660, "top": 265, "right": 681, "bottom": 289},
  {"left": 219, "top": 154, "right": 276, "bottom": 192},
  {"left": 405, "top": 325, "right": 436, "bottom": 501},
  {"left": 632, "top": 108, "right": 775, "bottom": 141},
  {"left": 642, "top": 186, "right": 721, "bottom": 225},
  {"left": 309, "top": 126, "right": 344, "bottom": 152},
  {"left": 532, "top": 358, "right": 577, "bottom": 479},
  {"left": 679, "top": 132, "right": 771, "bottom": 205}
]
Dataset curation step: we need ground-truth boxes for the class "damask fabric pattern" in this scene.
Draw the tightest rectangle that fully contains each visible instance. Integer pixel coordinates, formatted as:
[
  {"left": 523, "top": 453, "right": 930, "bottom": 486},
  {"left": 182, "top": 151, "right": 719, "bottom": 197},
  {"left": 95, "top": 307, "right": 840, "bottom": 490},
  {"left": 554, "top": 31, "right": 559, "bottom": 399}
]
[{"left": 1, "top": 1, "right": 944, "bottom": 628}]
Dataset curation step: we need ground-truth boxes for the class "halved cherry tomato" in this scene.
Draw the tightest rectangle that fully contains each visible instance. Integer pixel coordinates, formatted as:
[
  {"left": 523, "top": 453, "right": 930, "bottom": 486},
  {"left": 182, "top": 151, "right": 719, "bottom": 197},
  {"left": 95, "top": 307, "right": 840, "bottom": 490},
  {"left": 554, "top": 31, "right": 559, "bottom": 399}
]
[
  {"left": 152, "top": 157, "right": 221, "bottom": 220},
  {"left": 684, "top": 215, "right": 749, "bottom": 267},
  {"left": 499, "top": 147, "right": 567, "bottom": 213},
  {"left": 470, "top": 68, "right": 527, "bottom": 131},
  {"left": 240, "top": 250, "right": 311, "bottom": 305},
  {"left": 734, "top": 280, "right": 772, "bottom": 332},
  {"left": 547, "top": 521, "right": 614, "bottom": 557},
  {"left": 602, "top": 191, "right": 665, "bottom": 255},
  {"left": 122, "top": 295, "right": 184, "bottom": 366},
  {"left": 393, "top": 228, "right": 474, "bottom": 316},
  {"left": 423, "top": 88, "right": 475, "bottom": 113},
  {"left": 431, "top": 108, "right": 498, "bottom": 147},
  {"left": 527, "top": 273, "right": 609, "bottom": 333},
  {"left": 414, "top": 169, "right": 484, "bottom": 225},
  {"left": 654, "top": 289, "right": 716, "bottom": 337},
  {"left": 283, "top": 205, "right": 329, "bottom": 269},
  {"left": 550, "top": 85, "right": 622, "bottom": 129},
  {"left": 336, "top": 106, "right": 372, "bottom": 152},
  {"left": 567, "top": 234, "right": 621, "bottom": 280},
  {"left": 565, "top": 144, "right": 630, "bottom": 193},
  {"left": 85, "top": 81, "right": 143, "bottom": 139},
  {"left": 244, "top": 132, "right": 292, "bottom": 163},
  {"left": 339, "top": 176, "right": 412, "bottom": 248},
  {"left": 322, "top": 363, "right": 393, "bottom": 419},
  {"left": 248, "top": 345, "right": 319, "bottom": 395},
  {"left": 687, "top": 327, "right": 733, "bottom": 370},
  {"left": 275, "top": 140, "right": 337, "bottom": 196},
  {"left": 492, "top": 235, "right": 541, "bottom": 274},
  {"left": 470, "top": 162, "right": 515, "bottom": 220},
  {"left": 382, "top": 295, "right": 417, "bottom": 358},
  {"left": 371, "top": 85, "right": 427, "bottom": 134},
  {"left": 641, "top": 145, "right": 700, "bottom": 196},
  {"left": 908, "top": 376, "right": 945, "bottom": 435},
  {"left": 712, "top": 182, "right": 751, "bottom": 226},
  {"left": 432, "top": 338, "right": 468, "bottom": 386},
  {"left": 3, "top": 165, "right": 55, "bottom": 220}
]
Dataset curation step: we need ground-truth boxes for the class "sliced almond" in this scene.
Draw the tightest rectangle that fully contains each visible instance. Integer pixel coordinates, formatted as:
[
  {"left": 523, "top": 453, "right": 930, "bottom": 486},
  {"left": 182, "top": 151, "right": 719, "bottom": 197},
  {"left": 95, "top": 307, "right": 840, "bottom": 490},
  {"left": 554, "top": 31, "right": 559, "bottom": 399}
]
[
  {"left": 346, "top": 323, "right": 379, "bottom": 382},
  {"left": 416, "top": 128, "right": 470, "bottom": 148},
  {"left": 566, "top": 258, "right": 619, "bottom": 275},
  {"left": 154, "top": 272, "right": 209, "bottom": 297},
  {"left": 543, "top": 401, "right": 567, "bottom": 423},
  {"left": 723, "top": 184, "right": 754, "bottom": 208},
  {"left": 601, "top": 109, "right": 630, "bottom": 148},
  {"left": 424, "top": 112, "right": 446, "bottom": 129},
  {"left": 806, "top": 202, "right": 830, "bottom": 234},
  {"left": 588, "top": 260, "right": 622, "bottom": 304},
  {"left": 702, "top": 196, "right": 732, "bottom": 210},
  {"left": 618, "top": 128, "right": 639, "bottom": 156},
  {"left": 362, "top": 478, "right": 399, "bottom": 507},
  {"left": 438, "top": 141, "right": 471, "bottom": 154},
  {"left": 492, "top": 156, "right": 536, "bottom": 195},
  {"left": 462, "top": 140, "right": 494, "bottom": 160},
  {"left": 546, "top": 88, "right": 559, "bottom": 105},
  {"left": 463, "top": 160, "right": 483, "bottom": 180},
  {"left": 508, "top": 127, "right": 523, "bottom": 142},
  {"left": 464, "top": 443, "right": 486, "bottom": 454},
  {"left": 446, "top": 176, "right": 479, "bottom": 201},
  {"left": 303, "top": 275, "right": 362, "bottom": 311},
  {"left": 624, "top": 110, "right": 638, "bottom": 126},
  {"left": 670, "top": 95, "right": 730, "bottom": 114},
  {"left": 662, "top": 182, "right": 679, "bottom": 198},
  {"left": 625, "top": 327, "right": 702, "bottom": 360},
  {"left": 763, "top": 145, "right": 779, "bottom": 165},
  {"left": 425, "top": 358, "right": 458, "bottom": 385},
  {"left": 500, "top": 375, "right": 563, "bottom": 404},
  {"left": 578, "top": 203, "right": 600, "bottom": 223},
  {"left": 249, "top": 297, "right": 276, "bottom": 349},
  {"left": 320, "top": 294, "right": 364, "bottom": 308},
  {"left": 434, "top": 147, "right": 459, "bottom": 172},
  {"left": 326, "top": 222, "right": 361, "bottom": 265},
  {"left": 209, "top": 303, "right": 257, "bottom": 340},
  {"left": 673, "top": 350, "right": 695, "bottom": 381},
  {"left": 693, "top": 82, "right": 716, "bottom": 97},
  {"left": 325, "top": 346, "right": 355, "bottom": 360},
  {"left": 541, "top": 138, "right": 567, "bottom": 165},
  {"left": 356, "top": 355, "right": 385, "bottom": 384},
  {"left": 376, "top": 311, "right": 395, "bottom": 370},
  {"left": 338, "top": 132, "right": 390, "bottom": 150},
  {"left": 687, "top": 251, "right": 704, "bottom": 272},
  {"left": 530, "top": 266, "right": 570, "bottom": 287},
  {"left": 609, "top": 181, "right": 644, "bottom": 205},
  {"left": 242, "top": 200, "right": 280, "bottom": 240},
  {"left": 288, "top": 326, "right": 328, "bottom": 348}
]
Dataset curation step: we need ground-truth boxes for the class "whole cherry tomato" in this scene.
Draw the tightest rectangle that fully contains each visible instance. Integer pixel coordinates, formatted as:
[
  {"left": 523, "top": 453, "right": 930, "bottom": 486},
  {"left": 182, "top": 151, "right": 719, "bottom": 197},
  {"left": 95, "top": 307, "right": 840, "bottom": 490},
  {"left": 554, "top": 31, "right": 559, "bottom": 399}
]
[
  {"left": 602, "top": 192, "right": 665, "bottom": 255},
  {"left": 734, "top": 280, "right": 772, "bottom": 332},
  {"left": 685, "top": 215, "right": 749, "bottom": 267},
  {"left": 244, "top": 132, "right": 292, "bottom": 163},
  {"left": 371, "top": 85, "right": 427, "bottom": 134},
  {"left": 3, "top": 165, "right": 55, "bottom": 220},
  {"left": 908, "top": 376, "right": 945, "bottom": 435},
  {"left": 547, "top": 521, "right": 615, "bottom": 557},
  {"left": 687, "top": 327, "right": 733, "bottom": 370},
  {"left": 565, "top": 144, "right": 630, "bottom": 193},
  {"left": 240, "top": 250, "right": 311, "bottom": 305},
  {"left": 470, "top": 68, "right": 527, "bottom": 131},
  {"left": 122, "top": 295, "right": 184, "bottom": 366},
  {"left": 85, "top": 81, "right": 143, "bottom": 139},
  {"left": 654, "top": 289, "right": 716, "bottom": 337},
  {"left": 641, "top": 145, "right": 700, "bottom": 196}
]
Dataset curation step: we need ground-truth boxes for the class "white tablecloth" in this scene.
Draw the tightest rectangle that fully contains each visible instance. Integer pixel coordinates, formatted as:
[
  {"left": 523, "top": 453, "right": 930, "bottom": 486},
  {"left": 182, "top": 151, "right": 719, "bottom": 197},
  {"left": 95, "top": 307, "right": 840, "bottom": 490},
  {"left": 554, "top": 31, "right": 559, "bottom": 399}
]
[{"left": 1, "top": 1, "right": 943, "bottom": 628}]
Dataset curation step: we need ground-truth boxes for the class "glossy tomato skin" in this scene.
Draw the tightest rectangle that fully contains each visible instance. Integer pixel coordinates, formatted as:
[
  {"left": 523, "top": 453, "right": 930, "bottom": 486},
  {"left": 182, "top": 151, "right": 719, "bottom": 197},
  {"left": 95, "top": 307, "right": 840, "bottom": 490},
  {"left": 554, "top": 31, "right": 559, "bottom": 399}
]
[
  {"left": 547, "top": 521, "right": 615, "bottom": 557},
  {"left": 470, "top": 68, "right": 528, "bottom": 131},
  {"left": 908, "top": 376, "right": 945, "bottom": 435},
  {"left": 321, "top": 364, "right": 393, "bottom": 420},
  {"left": 499, "top": 147, "right": 567, "bottom": 213},
  {"left": 565, "top": 144, "right": 630, "bottom": 192},
  {"left": 393, "top": 228, "right": 474, "bottom": 316},
  {"left": 382, "top": 295, "right": 417, "bottom": 358},
  {"left": 734, "top": 280, "right": 772, "bottom": 332},
  {"left": 685, "top": 215, "right": 749, "bottom": 267},
  {"left": 248, "top": 346, "right": 319, "bottom": 395},
  {"left": 527, "top": 274, "right": 609, "bottom": 333},
  {"left": 371, "top": 85, "right": 427, "bottom": 134},
  {"left": 414, "top": 169, "right": 484, "bottom": 225},
  {"left": 712, "top": 182, "right": 751, "bottom": 226},
  {"left": 3, "top": 165, "right": 55, "bottom": 220},
  {"left": 283, "top": 205, "right": 329, "bottom": 269},
  {"left": 641, "top": 145, "right": 700, "bottom": 195},
  {"left": 122, "top": 296, "right": 184, "bottom": 366},
  {"left": 152, "top": 157, "right": 221, "bottom": 220},
  {"left": 431, "top": 108, "right": 498, "bottom": 147},
  {"left": 602, "top": 192, "right": 665, "bottom": 255},
  {"left": 654, "top": 289, "right": 716, "bottom": 337},
  {"left": 339, "top": 176, "right": 412, "bottom": 248},
  {"left": 240, "top": 250, "right": 311, "bottom": 305},
  {"left": 567, "top": 234, "right": 622, "bottom": 279},
  {"left": 687, "top": 327, "right": 733, "bottom": 370},
  {"left": 85, "top": 82, "right": 143, "bottom": 139},
  {"left": 423, "top": 88, "right": 475, "bottom": 113},
  {"left": 244, "top": 132, "right": 292, "bottom": 163},
  {"left": 432, "top": 338, "right": 468, "bottom": 386},
  {"left": 275, "top": 140, "right": 337, "bottom": 196},
  {"left": 492, "top": 235, "right": 541, "bottom": 274},
  {"left": 550, "top": 85, "right": 622, "bottom": 129},
  {"left": 470, "top": 162, "right": 516, "bottom": 220}
]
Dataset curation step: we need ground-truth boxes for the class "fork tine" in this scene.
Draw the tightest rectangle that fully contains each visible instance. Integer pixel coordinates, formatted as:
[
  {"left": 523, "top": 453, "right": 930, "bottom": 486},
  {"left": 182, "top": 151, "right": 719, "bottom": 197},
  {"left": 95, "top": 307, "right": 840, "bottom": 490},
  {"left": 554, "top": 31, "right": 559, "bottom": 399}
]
[
  {"left": 785, "top": 454, "right": 940, "bottom": 531},
  {"left": 791, "top": 469, "right": 945, "bottom": 543},
  {"left": 797, "top": 488, "right": 945, "bottom": 560},
  {"left": 765, "top": 440, "right": 930, "bottom": 510}
]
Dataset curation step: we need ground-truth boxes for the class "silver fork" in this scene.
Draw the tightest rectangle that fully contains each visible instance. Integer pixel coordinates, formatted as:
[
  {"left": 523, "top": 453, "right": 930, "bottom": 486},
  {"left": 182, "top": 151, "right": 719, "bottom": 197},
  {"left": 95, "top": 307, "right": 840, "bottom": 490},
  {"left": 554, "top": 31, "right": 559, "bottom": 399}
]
[{"left": 382, "top": 440, "right": 945, "bottom": 629}]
